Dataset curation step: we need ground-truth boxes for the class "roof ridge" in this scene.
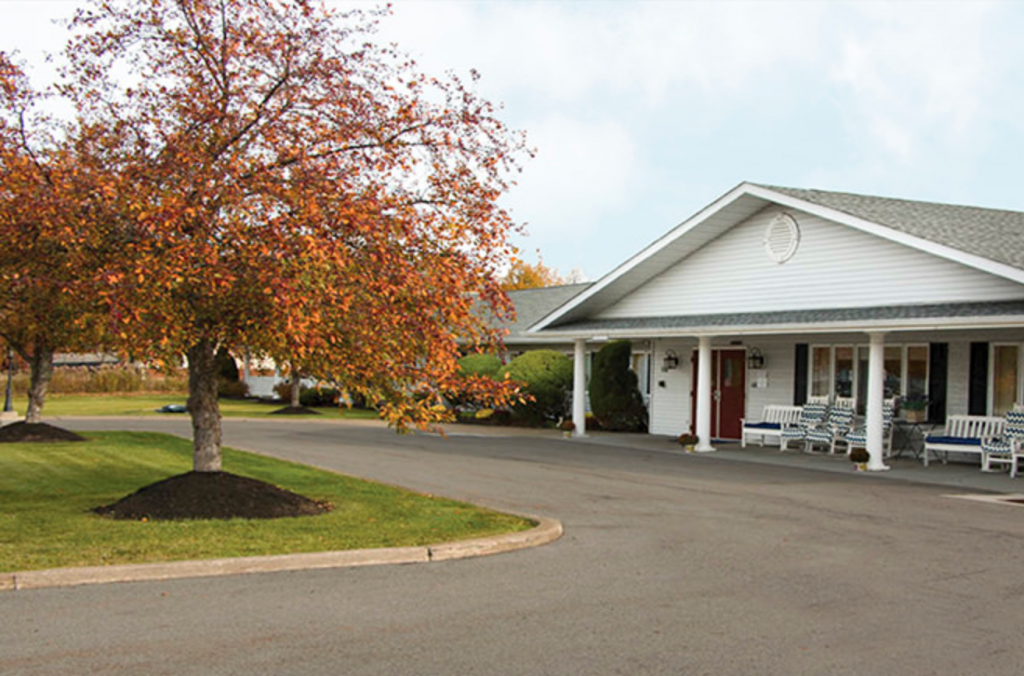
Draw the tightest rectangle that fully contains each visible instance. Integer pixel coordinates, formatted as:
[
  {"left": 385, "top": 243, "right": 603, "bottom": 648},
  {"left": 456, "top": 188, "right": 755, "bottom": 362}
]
[{"left": 753, "top": 183, "right": 1024, "bottom": 218}]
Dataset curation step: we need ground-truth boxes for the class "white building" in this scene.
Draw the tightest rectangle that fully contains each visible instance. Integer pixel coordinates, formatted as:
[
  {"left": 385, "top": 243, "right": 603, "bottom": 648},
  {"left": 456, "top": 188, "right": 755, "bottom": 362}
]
[{"left": 529, "top": 182, "right": 1024, "bottom": 470}]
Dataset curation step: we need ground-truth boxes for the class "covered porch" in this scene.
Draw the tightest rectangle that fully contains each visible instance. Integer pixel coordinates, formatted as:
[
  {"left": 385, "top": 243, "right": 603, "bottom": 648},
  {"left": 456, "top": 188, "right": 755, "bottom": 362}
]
[
  {"left": 563, "top": 303, "right": 1024, "bottom": 473},
  {"left": 566, "top": 428, "right": 1024, "bottom": 494}
]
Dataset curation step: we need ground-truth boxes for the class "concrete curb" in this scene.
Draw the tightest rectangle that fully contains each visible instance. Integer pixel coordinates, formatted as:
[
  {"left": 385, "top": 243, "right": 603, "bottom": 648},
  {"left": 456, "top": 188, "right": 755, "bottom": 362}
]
[{"left": 0, "top": 516, "right": 562, "bottom": 592}]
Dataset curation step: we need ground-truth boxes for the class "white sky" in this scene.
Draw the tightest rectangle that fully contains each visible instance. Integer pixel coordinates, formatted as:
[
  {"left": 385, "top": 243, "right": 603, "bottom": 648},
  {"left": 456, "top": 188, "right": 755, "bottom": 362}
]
[{"left": 4, "top": 0, "right": 1024, "bottom": 280}]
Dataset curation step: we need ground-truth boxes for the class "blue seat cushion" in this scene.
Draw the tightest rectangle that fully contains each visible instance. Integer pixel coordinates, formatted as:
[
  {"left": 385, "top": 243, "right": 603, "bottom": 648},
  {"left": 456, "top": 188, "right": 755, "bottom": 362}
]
[
  {"left": 925, "top": 435, "right": 981, "bottom": 446},
  {"left": 744, "top": 422, "right": 781, "bottom": 430}
]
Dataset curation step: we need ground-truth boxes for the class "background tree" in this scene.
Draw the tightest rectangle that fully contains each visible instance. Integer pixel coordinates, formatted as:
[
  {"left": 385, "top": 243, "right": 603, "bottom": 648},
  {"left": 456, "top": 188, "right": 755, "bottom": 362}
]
[
  {"left": 589, "top": 340, "right": 647, "bottom": 432},
  {"left": 65, "top": 0, "right": 529, "bottom": 471},
  {"left": 0, "top": 53, "right": 108, "bottom": 425},
  {"left": 501, "top": 253, "right": 566, "bottom": 291}
]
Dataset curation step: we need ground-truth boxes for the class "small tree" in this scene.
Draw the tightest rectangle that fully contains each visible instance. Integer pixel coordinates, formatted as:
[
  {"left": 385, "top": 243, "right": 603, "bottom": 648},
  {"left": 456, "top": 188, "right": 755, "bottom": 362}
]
[
  {"left": 0, "top": 53, "right": 109, "bottom": 424},
  {"left": 589, "top": 340, "right": 647, "bottom": 432},
  {"left": 65, "top": 0, "right": 529, "bottom": 471},
  {"left": 503, "top": 350, "right": 572, "bottom": 425}
]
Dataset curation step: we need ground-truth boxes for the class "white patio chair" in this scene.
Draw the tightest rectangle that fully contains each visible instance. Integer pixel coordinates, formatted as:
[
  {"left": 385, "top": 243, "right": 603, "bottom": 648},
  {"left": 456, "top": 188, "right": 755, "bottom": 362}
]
[
  {"left": 981, "top": 410, "right": 1024, "bottom": 477},
  {"left": 805, "top": 405, "right": 856, "bottom": 455},
  {"left": 846, "top": 400, "right": 895, "bottom": 457},
  {"left": 780, "top": 402, "right": 829, "bottom": 452}
]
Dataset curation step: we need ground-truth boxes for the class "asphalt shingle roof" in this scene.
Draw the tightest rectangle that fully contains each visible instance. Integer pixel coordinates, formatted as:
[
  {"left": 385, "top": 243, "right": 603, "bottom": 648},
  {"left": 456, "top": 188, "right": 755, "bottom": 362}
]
[
  {"left": 548, "top": 300, "right": 1024, "bottom": 334},
  {"left": 504, "top": 283, "right": 593, "bottom": 336},
  {"left": 759, "top": 185, "right": 1024, "bottom": 271}
]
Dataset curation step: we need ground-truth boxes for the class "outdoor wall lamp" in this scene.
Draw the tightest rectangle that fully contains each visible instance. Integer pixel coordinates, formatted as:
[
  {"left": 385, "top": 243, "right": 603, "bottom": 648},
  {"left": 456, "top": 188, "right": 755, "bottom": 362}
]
[
  {"left": 662, "top": 349, "right": 680, "bottom": 372},
  {"left": 747, "top": 347, "right": 765, "bottom": 370}
]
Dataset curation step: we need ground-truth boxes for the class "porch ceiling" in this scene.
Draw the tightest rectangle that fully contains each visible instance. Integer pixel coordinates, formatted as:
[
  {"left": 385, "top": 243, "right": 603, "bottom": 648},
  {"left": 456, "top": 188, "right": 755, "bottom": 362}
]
[{"left": 535, "top": 300, "right": 1024, "bottom": 338}]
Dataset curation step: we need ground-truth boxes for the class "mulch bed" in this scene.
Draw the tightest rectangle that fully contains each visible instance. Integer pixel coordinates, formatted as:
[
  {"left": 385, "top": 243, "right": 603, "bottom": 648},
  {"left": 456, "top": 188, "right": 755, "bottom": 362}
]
[
  {"left": 94, "top": 471, "right": 333, "bottom": 521},
  {"left": 269, "top": 405, "right": 321, "bottom": 415},
  {"left": 0, "top": 422, "right": 86, "bottom": 443}
]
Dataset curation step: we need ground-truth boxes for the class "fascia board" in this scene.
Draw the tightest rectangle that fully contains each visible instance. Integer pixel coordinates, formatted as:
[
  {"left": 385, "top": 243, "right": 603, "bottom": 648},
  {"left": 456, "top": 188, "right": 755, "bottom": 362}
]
[
  {"left": 747, "top": 185, "right": 1024, "bottom": 286},
  {"left": 528, "top": 181, "right": 761, "bottom": 333},
  {"left": 535, "top": 314, "right": 1024, "bottom": 340}
]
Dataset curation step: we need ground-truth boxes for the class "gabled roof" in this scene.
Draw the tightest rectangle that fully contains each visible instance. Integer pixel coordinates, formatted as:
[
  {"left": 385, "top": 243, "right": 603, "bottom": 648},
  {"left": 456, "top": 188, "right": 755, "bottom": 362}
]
[
  {"left": 531, "top": 182, "right": 1024, "bottom": 333},
  {"left": 759, "top": 185, "right": 1024, "bottom": 272},
  {"left": 504, "top": 283, "right": 592, "bottom": 341}
]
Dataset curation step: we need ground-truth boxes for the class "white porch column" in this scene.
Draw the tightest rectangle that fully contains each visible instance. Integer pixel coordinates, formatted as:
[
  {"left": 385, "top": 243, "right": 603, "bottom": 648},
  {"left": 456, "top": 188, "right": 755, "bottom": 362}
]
[
  {"left": 866, "top": 332, "right": 890, "bottom": 471},
  {"left": 572, "top": 338, "right": 587, "bottom": 438},
  {"left": 695, "top": 335, "right": 715, "bottom": 452}
]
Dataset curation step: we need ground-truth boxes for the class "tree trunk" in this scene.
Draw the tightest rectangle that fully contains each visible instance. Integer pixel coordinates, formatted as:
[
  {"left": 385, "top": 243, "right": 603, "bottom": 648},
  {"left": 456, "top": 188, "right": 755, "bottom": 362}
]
[
  {"left": 290, "top": 369, "right": 301, "bottom": 408},
  {"left": 187, "top": 339, "right": 222, "bottom": 472},
  {"left": 25, "top": 343, "right": 54, "bottom": 424}
]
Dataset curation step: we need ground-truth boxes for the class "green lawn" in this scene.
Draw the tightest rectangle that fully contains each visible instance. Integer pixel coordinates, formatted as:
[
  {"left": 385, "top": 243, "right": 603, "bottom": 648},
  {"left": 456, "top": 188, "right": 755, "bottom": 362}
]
[
  {"left": 0, "top": 431, "right": 532, "bottom": 572},
  {"left": 13, "top": 393, "right": 380, "bottom": 419}
]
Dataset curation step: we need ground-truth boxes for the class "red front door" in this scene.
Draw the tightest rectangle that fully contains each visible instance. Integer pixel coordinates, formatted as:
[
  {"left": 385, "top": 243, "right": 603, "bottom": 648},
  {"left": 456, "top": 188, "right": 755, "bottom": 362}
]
[{"left": 691, "top": 349, "right": 747, "bottom": 440}]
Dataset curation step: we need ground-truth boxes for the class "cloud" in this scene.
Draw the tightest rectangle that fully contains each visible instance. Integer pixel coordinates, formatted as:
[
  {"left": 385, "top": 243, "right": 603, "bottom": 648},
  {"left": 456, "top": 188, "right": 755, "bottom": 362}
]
[
  {"left": 506, "top": 113, "right": 640, "bottom": 239},
  {"left": 368, "top": 1, "right": 836, "bottom": 108},
  {"left": 830, "top": 2, "right": 1004, "bottom": 164}
]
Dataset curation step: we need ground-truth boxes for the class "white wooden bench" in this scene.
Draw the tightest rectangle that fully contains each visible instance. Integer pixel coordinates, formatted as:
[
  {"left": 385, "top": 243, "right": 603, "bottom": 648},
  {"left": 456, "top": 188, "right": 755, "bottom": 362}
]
[
  {"left": 922, "top": 415, "right": 1006, "bottom": 467},
  {"left": 741, "top": 405, "right": 803, "bottom": 448}
]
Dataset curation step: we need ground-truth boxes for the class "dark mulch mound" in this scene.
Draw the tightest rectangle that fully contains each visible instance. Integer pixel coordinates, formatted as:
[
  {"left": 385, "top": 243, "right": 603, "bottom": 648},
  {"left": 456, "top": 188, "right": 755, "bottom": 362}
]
[
  {"left": 0, "top": 421, "right": 86, "bottom": 443},
  {"left": 269, "top": 405, "right": 321, "bottom": 415},
  {"left": 94, "top": 471, "right": 333, "bottom": 521}
]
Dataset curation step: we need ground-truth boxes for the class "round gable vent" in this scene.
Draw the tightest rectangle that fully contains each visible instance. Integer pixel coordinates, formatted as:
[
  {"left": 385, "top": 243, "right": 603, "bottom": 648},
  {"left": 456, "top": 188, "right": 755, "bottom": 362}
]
[{"left": 763, "top": 212, "right": 800, "bottom": 264}]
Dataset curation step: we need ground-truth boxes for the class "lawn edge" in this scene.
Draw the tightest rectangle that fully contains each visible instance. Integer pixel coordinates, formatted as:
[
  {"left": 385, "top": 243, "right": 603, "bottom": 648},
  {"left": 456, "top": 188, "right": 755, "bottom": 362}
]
[{"left": 1, "top": 515, "right": 562, "bottom": 591}]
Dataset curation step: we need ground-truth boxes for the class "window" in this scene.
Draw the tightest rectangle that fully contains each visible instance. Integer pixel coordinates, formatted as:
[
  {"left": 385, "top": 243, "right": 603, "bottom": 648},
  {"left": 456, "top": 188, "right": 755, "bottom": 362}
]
[
  {"left": 631, "top": 352, "right": 651, "bottom": 397},
  {"left": 835, "top": 347, "right": 854, "bottom": 399},
  {"left": 811, "top": 347, "right": 831, "bottom": 398},
  {"left": 809, "top": 343, "right": 929, "bottom": 411},
  {"left": 906, "top": 346, "right": 928, "bottom": 399},
  {"left": 991, "top": 345, "right": 1021, "bottom": 416}
]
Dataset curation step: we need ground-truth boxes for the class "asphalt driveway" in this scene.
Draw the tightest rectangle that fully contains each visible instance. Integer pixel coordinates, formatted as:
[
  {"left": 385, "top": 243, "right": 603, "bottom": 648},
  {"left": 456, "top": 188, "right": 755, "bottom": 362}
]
[{"left": 3, "top": 418, "right": 1023, "bottom": 675}]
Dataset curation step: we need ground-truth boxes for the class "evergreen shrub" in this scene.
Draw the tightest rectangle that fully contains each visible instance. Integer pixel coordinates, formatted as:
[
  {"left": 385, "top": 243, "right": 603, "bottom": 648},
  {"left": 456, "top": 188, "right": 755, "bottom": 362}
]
[
  {"left": 502, "top": 350, "right": 572, "bottom": 425},
  {"left": 589, "top": 340, "right": 648, "bottom": 432},
  {"left": 457, "top": 353, "right": 503, "bottom": 378}
]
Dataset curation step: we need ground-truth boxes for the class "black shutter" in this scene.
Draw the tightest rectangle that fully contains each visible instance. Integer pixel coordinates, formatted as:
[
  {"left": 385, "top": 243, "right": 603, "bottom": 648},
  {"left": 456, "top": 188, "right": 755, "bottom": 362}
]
[
  {"left": 794, "top": 343, "right": 809, "bottom": 406},
  {"left": 968, "top": 342, "right": 989, "bottom": 415},
  {"left": 928, "top": 343, "right": 948, "bottom": 424}
]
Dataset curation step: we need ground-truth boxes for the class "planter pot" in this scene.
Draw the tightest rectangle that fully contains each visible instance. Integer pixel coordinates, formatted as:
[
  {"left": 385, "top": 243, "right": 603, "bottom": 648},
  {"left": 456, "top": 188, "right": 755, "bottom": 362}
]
[
  {"left": 853, "top": 462, "right": 868, "bottom": 471},
  {"left": 903, "top": 409, "right": 926, "bottom": 423}
]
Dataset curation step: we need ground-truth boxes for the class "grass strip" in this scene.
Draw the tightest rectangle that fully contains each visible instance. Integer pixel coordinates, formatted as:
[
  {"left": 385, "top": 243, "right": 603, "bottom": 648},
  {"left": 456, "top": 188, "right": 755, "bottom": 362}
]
[
  {"left": 0, "top": 431, "right": 532, "bottom": 572},
  {"left": 10, "top": 394, "right": 380, "bottom": 419}
]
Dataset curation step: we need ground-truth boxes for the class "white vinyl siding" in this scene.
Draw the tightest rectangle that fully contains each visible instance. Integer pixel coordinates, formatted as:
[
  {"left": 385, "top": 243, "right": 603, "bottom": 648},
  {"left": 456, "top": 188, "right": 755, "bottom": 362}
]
[
  {"left": 597, "top": 208, "right": 1024, "bottom": 319},
  {"left": 743, "top": 339, "right": 797, "bottom": 415},
  {"left": 649, "top": 340, "right": 691, "bottom": 436},
  {"left": 648, "top": 338, "right": 797, "bottom": 437}
]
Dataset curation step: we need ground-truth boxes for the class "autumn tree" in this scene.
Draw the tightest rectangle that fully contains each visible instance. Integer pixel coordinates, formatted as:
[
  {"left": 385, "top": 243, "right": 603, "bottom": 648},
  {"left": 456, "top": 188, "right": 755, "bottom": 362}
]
[
  {"left": 65, "top": 0, "right": 529, "bottom": 471},
  {"left": 0, "top": 53, "right": 108, "bottom": 425},
  {"left": 501, "top": 254, "right": 565, "bottom": 291}
]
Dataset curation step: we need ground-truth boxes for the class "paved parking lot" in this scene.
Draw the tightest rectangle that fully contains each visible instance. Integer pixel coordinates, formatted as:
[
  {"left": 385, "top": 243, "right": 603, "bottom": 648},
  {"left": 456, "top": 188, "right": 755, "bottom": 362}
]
[{"left": 3, "top": 418, "right": 1024, "bottom": 675}]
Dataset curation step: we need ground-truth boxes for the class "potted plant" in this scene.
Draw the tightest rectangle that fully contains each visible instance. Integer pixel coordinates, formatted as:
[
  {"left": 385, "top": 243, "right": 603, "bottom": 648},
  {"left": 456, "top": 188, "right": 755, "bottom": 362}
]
[
  {"left": 900, "top": 395, "right": 929, "bottom": 423},
  {"left": 849, "top": 447, "right": 870, "bottom": 471},
  {"left": 677, "top": 433, "right": 699, "bottom": 452},
  {"left": 559, "top": 419, "right": 575, "bottom": 437}
]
